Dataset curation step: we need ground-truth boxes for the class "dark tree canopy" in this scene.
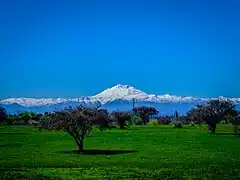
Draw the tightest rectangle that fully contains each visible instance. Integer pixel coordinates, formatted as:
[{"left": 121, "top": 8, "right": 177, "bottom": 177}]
[
  {"left": 185, "top": 107, "right": 205, "bottom": 124},
  {"left": 0, "top": 106, "right": 7, "bottom": 123},
  {"left": 186, "top": 99, "right": 236, "bottom": 133},
  {"left": 133, "top": 106, "right": 158, "bottom": 125},
  {"left": 228, "top": 111, "right": 240, "bottom": 134},
  {"left": 110, "top": 111, "right": 131, "bottom": 129},
  {"left": 18, "top": 112, "right": 36, "bottom": 124},
  {"left": 39, "top": 106, "right": 112, "bottom": 152}
]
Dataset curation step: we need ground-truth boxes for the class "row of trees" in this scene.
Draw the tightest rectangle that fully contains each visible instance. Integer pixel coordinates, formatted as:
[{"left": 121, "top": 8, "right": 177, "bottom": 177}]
[
  {"left": 0, "top": 106, "right": 157, "bottom": 128},
  {"left": 0, "top": 111, "right": 50, "bottom": 125},
  {"left": 35, "top": 106, "right": 158, "bottom": 152},
  {"left": 1, "top": 99, "right": 240, "bottom": 152},
  {"left": 1, "top": 100, "right": 240, "bottom": 132}
]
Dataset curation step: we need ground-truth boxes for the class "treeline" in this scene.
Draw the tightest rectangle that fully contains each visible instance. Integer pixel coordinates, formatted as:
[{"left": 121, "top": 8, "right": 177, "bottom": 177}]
[
  {"left": 1, "top": 99, "right": 240, "bottom": 153},
  {"left": 1, "top": 99, "right": 240, "bottom": 134},
  {"left": 148, "top": 99, "right": 240, "bottom": 134}
]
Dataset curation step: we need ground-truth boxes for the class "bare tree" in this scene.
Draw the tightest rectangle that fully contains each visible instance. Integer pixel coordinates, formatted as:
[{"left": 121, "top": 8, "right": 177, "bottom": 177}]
[
  {"left": 110, "top": 111, "right": 131, "bottom": 129},
  {"left": 133, "top": 106, "right": 158, "bottom": 125},
  {"left": 39, "top": 106, "right": 112, "bottom": 153}
]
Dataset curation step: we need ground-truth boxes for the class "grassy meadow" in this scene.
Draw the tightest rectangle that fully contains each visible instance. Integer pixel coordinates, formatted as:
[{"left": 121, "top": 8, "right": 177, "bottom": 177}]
[{"left": 0, "top": 124, "right": 240, "bottom": 179}]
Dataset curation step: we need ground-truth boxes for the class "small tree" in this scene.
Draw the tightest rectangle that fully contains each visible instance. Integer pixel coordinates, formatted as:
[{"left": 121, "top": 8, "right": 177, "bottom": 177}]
[
  {"left": 228, "top": 110, "right": 240, "bottom": 134},
  {"left": 40, "top": 106, "right": 112, "bottom": 153},
  {"left": 205, "top": 100, "right": 235, "bottom": 133},
  {"left": 0, "top": 106, "right": 7, "bottom": 124},
  {"left": 234, "top": 115, "right": 240, "bottom": 134},
  {"left": 130, "top": 115, "right": 143, "bottom": 125},
  {"left": 19, "top": 112, "right": 36, "bottom": 124},
  {"left": 133, "top": 106, "right": 158, "bottom": 125},
  {"left": 173, "top": 111, "right": 183, "bottom": 128},
  {"left": 110, "top": 111, "right": 131, "bottom": 129},
  {"left": 186, "top": 99, "right": 236, "bottom": 133}
]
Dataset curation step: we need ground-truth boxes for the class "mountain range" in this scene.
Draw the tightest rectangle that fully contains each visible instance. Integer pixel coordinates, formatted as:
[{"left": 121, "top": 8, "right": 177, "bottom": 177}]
[{"left": 1, "top": 84, "right": 240, "bottom": 115}]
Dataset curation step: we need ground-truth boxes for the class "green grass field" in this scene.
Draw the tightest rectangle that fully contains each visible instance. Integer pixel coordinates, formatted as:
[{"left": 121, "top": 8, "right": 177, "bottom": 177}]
[{"left": 0, "top": 124, "right": 240, "bottom": 179}]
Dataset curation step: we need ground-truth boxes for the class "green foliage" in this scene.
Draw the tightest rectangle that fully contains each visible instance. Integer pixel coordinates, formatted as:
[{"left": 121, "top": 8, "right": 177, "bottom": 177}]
[
  {"left": 148, "top": 119, "right": 159, "bottom": 126},
  {"left": 43, "top": 114, "right": 50, "bottom": 121},
  {"left": 1, "top": 125, "right": 240, "bottom": 179},
  {"left": 5, "top": 116, "right": 16, "bottom": 125},
  {"left": 18, "top": 111, "right": 36, "bottom": 123},
  {"left": 129, "top": 115, "right": 143, "bottom": 125}
]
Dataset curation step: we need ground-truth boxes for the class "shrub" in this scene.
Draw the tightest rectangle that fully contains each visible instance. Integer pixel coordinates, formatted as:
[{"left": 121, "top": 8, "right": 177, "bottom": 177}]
[
  {"left": 189, "top": 122, "right": 195, "bottom": 126},
  {"left": 173, "top": 122, "right": 183, "bottom": 128},
  {"left": 0, "top": 106, "right": 7, "bottom": 124},
  {"left": 158, "top": 116, "right": 172, "bottom": 125},
  {"left": 148, "top": 119, "right": 159, "bottom": 126},
  {"left": 234, "top": 125, "right": 240, "bottom": 134},
  {"left": 129, "top": 115, "right": 143, "bottom": 125},
  {"left": 230, "top": 114, "right": 240, "bottom": 134},
  {"left": 5, "top": 115, "right": 16, "bottom": 125}
]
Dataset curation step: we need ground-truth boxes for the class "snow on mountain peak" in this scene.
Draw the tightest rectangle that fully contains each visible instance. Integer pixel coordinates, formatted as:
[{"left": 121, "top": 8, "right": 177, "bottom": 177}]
[
  {"left": 93, "top": 84, "right": 148, "bottom": 103},
  {"left": 1, "top": 84, "right": 240, "bottom": 107}
]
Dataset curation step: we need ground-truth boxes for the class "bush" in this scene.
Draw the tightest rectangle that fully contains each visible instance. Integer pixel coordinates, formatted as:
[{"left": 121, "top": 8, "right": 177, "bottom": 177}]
[
  {"left": 5, "top": 116, "right": 17, "bottom": 125},
  {"left": 189, "top": 122, "right": 195, "bottom": 126},
  {"left": 173, "top": 122, "right": 183, "bottom": 128},
  {"left": 233, "top": 125, "right": 240, "bottom": 134},
  {"left": 148, "top": 119, "right": 159, "bottom": 126},
  {"left": 129, "top": 115, "right": 143, "bottom": 125},
  {"left": 157, "top": 116, "right": 172, "bottom": 125},
  {"left": 231, "top": 115, "right": 240, "bottom": 134}
]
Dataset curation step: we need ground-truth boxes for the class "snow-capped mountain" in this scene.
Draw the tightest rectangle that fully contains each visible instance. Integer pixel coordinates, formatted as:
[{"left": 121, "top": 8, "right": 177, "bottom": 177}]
[
  {"left": 1, "top": 84, "right": 240, "bottom": 115},
  {"left": 0, "top": 84, "right": 240, "bottom": 107},
  {"left": 0, "top": 97, "right": 100, "bottom": 107},
  {"left": 92, "top": 84, "right": 207, "bottom": 104},
  {"left": 92, "top": 84, "right": 149, "bottom": 104}
]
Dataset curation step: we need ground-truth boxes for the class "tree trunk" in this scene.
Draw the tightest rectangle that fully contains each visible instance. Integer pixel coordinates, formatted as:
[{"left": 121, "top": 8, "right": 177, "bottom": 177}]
[
  {"left": 75, "top": 136, "right": 84, "bottom": 153},
  {"left": 142, "top": 115, "right": 148, "bottom": 125},
  {"left": 145, "top": 116, "right": 149, "bottom": 125},
  {"left": 119, "top": 123, "right": 125, "bottom": 129},
  {"left": 78, "top": 139, "right": 84, "bottom": 153},
  {"left": 208, "top": 123, "right": 216, "bottom": 133}
]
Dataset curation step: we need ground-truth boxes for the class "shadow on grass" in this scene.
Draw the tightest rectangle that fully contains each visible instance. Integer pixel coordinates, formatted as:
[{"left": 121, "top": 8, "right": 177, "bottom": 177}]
[
  {"left": 0, "top": 171, "right": 61, "bottom": 180},
  {"left": 58, "top": 149, "right": 137, "bottom": 155},
  {"left": 0, "top": 132, "right": 27, "bottom": 135},
  {"left": 0, "top": 143, "right": 22, "bottom": 147},
  {"left": 215, "top": 132, "right": 240, "bottom": 136}
]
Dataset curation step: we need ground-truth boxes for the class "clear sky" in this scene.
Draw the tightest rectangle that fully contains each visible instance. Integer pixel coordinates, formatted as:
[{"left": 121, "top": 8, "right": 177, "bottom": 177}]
[{"left": 1, "top": 0, "right": 240, "bottom": 99}]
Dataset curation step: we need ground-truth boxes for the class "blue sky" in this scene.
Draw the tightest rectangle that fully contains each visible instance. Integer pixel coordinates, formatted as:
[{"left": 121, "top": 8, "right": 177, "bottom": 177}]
[{"left": 1, "top": 0, "right": 240, "bottom": 98}]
